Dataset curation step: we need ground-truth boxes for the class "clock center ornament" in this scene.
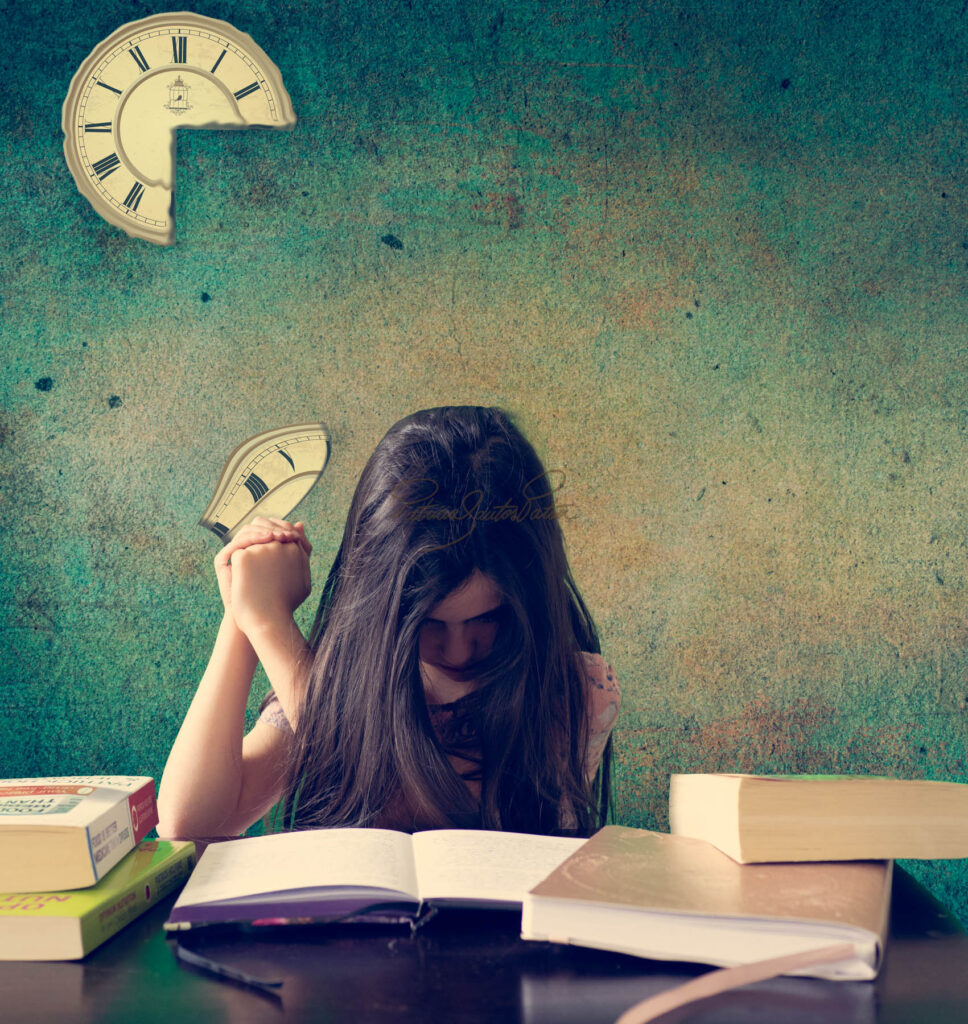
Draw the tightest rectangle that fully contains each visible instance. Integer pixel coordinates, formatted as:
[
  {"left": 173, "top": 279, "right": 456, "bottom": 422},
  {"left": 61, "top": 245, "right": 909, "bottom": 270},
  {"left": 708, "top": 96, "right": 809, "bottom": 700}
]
[{"left": 62, "top": 12, "right": 296, "bottom": 245}]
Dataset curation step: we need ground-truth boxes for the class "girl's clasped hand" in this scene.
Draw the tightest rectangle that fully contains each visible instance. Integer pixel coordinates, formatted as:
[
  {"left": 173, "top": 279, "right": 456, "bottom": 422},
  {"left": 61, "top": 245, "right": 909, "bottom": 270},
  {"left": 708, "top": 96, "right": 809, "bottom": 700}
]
[
  {"left": 214, "top": 517, "right": 313, "bottom": 636},
  {"left": 157, "top": 406, "right": 620, "bottom": 842}
]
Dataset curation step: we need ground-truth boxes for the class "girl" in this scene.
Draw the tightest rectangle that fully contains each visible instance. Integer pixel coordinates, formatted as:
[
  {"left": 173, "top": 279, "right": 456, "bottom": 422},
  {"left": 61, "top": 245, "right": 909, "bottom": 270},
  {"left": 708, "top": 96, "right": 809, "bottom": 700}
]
[{"left": 157, "top": 406, "right": 620, "bottom": 840}]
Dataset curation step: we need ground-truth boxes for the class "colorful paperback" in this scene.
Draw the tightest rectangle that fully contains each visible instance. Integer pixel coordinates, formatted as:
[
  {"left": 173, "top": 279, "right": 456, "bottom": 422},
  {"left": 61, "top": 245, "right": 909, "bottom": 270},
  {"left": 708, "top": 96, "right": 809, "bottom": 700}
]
[{"left": 0, "top": 776, "right": 158, "bottom": 891}]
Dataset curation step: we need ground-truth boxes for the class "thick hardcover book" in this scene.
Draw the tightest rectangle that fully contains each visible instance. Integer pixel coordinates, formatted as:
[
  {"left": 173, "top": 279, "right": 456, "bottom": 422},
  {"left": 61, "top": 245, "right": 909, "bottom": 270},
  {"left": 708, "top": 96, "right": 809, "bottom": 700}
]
[
  {"left": 521, "top": 826, "right": 892, "bottom": 981},
  {"left": 0, "top": 776, "right": 158, "bottom": 891},
  {"left": 0, "top": 839, "right": 195, "bottom": 960},
  {"left": 165, "top": 828, "right": 584, "bottom": 930},
  {"left": 669, "top": 773, "right": 968, "bottom": 862}
]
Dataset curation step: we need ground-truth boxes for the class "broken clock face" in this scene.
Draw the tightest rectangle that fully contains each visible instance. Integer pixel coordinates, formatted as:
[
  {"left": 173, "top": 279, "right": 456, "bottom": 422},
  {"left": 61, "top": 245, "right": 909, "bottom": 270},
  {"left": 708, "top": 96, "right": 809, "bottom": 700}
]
[
  {"left": 200, "top": 424, "right": 331, "bottom": 544},
  {"left": 62, "top": 12, "right": 296, "bottom": 244}
]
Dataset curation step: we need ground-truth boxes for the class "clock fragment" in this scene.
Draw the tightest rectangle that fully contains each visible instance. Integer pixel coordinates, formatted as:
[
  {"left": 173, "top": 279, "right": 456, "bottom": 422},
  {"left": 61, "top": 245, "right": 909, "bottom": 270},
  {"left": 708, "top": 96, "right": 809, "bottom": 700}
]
[{"left": 199, "top": 424, "right": 330, "bottom": 544}]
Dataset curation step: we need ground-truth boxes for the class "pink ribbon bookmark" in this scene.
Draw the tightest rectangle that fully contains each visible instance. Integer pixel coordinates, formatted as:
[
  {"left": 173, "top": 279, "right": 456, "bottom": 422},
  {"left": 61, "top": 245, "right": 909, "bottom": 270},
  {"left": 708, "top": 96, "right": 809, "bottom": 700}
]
[{"left": 614, "top": 942, "right": 857, "bottom": 1024}]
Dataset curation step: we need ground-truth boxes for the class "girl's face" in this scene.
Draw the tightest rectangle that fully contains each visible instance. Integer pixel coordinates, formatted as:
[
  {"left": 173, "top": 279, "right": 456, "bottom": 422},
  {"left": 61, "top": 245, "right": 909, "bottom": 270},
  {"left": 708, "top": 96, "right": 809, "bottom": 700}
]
[{"left": 418, "top": 569, "right": 504, "bottom": 703}]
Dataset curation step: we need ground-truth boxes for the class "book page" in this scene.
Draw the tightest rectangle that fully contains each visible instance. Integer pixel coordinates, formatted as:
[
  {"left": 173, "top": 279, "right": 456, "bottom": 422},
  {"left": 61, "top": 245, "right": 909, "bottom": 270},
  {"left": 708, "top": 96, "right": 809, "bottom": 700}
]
[
  {"left": 173, "top": 829, "right": 419, "bottom": 907},
  {"left": 411, "top": 830, "right": 584, "bottom": 904}
]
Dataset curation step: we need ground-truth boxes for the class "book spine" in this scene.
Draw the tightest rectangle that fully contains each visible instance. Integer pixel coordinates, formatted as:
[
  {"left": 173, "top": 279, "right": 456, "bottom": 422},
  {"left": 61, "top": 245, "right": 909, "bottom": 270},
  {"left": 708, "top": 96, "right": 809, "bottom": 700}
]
[
  {"left": 79, "top": 847, "right": 195, "bottom": 956},
  {"left": 126, "top": 779, "right": 158, "bottom": 843},
  {"left": 86, "top": 798, "right": 137, "bottom": 883}
]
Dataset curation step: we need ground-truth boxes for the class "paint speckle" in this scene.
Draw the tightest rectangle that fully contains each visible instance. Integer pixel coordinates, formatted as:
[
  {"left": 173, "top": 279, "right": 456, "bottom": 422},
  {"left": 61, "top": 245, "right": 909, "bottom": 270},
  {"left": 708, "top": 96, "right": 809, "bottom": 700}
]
[
  {"left": 201, "top": 292, "right": 211, "bottom": 302},
  {"left": 108, "top": 395, "right": 123, "bottom": 409},
  {"left": 35, "top": 377, "right": 53, "bottom": 392},
  {"left": 781, "top": 78, "right": 792, "bottom": 89},
  {"left": 686, "top": 311, "right": 693, "bottom": 319},
  {"left": 381, "top": 234, "right": 404, "bottom": 250}
]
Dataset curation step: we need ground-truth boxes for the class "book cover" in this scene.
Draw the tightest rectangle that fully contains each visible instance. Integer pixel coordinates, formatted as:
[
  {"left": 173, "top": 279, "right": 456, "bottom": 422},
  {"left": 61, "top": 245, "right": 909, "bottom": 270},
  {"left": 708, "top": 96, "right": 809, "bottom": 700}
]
[
  {"left": 0, "top": 839, "right": 195, "bottom": 961},
  {"left": 521, "top": 826, "right": 892, "bottom": 981},
  {"left": 669, "top": 773, "right": 968, "bottom": 862},
  {"left": 0, "top": 776, "right": 158, "bottom": 892}
]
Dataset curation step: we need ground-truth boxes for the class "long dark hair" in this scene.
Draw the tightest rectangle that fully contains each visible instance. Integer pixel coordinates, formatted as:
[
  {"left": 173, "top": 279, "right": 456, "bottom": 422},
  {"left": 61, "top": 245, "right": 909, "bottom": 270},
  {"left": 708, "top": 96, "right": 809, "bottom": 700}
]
[{"left": 278, "top": 406, "right": 611, "bottom": 836}]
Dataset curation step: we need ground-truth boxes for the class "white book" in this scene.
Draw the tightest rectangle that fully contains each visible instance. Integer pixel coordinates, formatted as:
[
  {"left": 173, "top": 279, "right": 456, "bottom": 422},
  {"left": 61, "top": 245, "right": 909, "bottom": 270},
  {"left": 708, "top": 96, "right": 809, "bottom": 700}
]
[{"left": 521, "top": 826, "right": 892, "bottom": 981}]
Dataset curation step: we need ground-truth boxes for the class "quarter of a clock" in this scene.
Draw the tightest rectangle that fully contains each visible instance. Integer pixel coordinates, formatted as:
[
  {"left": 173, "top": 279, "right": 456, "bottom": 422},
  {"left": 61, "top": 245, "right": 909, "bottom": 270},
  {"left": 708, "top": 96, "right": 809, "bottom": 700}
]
[
  {"left": 62, "top": 12, "right": 296, "bottom": 245},
  {"left": 200, "top": 424, "right": 331, "bottom": 544}
]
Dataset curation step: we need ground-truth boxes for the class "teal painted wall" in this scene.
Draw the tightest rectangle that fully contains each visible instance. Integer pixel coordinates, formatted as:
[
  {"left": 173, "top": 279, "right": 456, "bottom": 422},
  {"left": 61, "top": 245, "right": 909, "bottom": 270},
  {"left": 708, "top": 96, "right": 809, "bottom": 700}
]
[{"left": 2, "top": 1, "right": 967, "bottom": 919}]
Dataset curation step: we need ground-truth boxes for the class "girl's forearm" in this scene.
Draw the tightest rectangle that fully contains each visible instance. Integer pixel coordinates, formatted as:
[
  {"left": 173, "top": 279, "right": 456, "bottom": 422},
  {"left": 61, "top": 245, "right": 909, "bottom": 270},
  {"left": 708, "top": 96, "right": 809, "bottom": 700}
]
[
  {"left": 157, "top": 613, "right": 259, "bottom": 838},
  {"left": 242, "top": 613, "right": 312, "bottom": 728}
]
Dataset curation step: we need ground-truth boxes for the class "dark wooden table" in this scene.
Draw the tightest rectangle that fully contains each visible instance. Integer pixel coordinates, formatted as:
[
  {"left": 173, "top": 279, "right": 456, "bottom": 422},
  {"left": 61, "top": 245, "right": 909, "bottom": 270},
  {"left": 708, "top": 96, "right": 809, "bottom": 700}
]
[{"left": 1, "top": 867, "right": 965, "bottom": 1023}]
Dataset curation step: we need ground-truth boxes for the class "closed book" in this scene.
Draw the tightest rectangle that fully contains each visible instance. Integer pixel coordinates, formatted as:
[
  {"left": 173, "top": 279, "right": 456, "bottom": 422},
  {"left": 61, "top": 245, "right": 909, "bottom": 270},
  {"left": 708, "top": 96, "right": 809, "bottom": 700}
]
[
  {"left": 165, "top": 828, "right": 583, "bottom": 930},
  {"left": 0, "top": 776, "right": 158, "bottom": 891},
  {"left": 521, "top": 826, "right": 892, "bottom": 981},
  {"left": 669, "top": 773, "right": 968, "bottom": 862},
  {"left": 0, "top": 839, "right": 195, "bottom": 960}
]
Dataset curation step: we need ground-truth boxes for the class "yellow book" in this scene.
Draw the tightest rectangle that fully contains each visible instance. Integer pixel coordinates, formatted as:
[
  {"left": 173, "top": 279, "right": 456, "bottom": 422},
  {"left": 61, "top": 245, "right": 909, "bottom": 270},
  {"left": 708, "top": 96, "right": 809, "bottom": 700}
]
[{"left": 0, "top": 840, "right": 195, "bottom": 960}]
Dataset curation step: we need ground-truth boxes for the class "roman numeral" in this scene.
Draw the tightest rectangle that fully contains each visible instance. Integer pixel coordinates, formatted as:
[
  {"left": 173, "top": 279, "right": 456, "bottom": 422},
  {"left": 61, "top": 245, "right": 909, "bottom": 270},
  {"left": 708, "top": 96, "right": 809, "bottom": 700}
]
[
  {"left": 123, "top": 182, "right": 145, "bottom": 211},
  {"left": 210, "top": 49, "right": 227, "bottom": 74},
  {"left": 234, "top": 82, "right": 260, "bottom": 100},
  {"left": 91, "top": 153, "right": 120, "bottom": 179},
  {"left": 210, "top": 522, "right": 229, "bottom": 539},
  {"left": 84, "top": 122, "right": 112, "bottom": 133},
  {"left": 171, "top": 36, "right": 187, "bottom": 62},
  {"left": 96, "top": 80, "right": 122, "bottom": 95},
  {"left": 243, "top": 473, "right": 269, "bottom": 501},
  {"left": 129, "top": 46, "right": 149, "bottom": 72},
  {"left": 278, "top": 450, "right": 295, "bottom": 469}
]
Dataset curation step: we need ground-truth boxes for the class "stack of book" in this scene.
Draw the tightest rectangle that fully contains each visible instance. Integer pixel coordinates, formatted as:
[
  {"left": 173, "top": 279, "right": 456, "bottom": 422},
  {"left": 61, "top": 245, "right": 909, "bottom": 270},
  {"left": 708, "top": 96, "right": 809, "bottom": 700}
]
[
  {"left": 520, "top": 774, "right": 968, "bottom": 982},
  {"left": 0, "top": 776, "right": 195, "bottom": 960}
]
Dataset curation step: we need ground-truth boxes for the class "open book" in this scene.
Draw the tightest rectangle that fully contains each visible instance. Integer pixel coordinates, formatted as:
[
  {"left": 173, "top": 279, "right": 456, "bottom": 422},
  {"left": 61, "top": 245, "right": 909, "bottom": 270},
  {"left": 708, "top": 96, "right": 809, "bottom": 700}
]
[
  {"left": 165, "top": 828, "right": 584, "bottom": 930},
  {"left": 521, "top": 827, "right": 892, "bottom": 981}
]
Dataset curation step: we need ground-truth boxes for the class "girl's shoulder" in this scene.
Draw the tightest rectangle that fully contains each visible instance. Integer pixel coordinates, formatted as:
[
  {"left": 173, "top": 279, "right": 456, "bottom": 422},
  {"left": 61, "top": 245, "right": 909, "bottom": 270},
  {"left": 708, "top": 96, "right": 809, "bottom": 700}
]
[
  {"left": 578, "top": 651, "right": 621, "bottom": 736},
  {"left": 579, "top": 651, "right": 621, "bottom": 696}
]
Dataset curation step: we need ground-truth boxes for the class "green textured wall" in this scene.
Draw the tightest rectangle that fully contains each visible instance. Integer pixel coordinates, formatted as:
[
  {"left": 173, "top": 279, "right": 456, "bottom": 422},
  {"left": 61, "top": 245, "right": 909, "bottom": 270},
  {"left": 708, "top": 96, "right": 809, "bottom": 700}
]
[{"left": 3, "top": 1, "right": 967, "bottom": 920}]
